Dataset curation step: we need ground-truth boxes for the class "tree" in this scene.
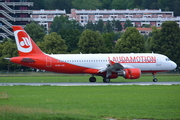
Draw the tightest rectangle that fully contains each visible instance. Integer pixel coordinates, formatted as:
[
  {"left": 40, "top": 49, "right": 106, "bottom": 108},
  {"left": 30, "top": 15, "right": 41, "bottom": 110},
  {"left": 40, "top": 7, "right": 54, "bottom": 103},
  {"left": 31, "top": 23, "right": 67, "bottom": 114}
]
[
  {"left": 149, "top": 26, "right": 161, "bottom": 53},
  {"left": 25, "top": 22, "right": 46, "bottom": 42},
  {"left": 104, "top": 20, "right": 113, "bottom": 33},
  {"left": 72, "top": 0, "right": 101, "bottom": 9},
  {"left": 114, "top": 27, "right": 144, "bottom": 53},
  {"left": 173, "top": 0, "right": 180, "bottom": 16},
  {"left": 0, "top": 40, "right": 18, "bottom": 71},
  {"left": 96, "top": 19, "right": 104, "bottom": 33},
  {"left": 44, "top": 0, "right": 72, "bottom": 13},
  {"left": 112, "top": 20, "right": 123, "bottom": 31},
  {"left": 59, "top": 28, "right": 81, "bottom": 52},
  {"left": 144, "top": 37, "right": 151, "bottom": 53},
  {"left": 101, "top": 0, "right": 112, "bottom": 9},
  {"left": 78, "top": 29, "right": 107, "bottom": 53},
  {"left": 31, "top": 0, "right": 45, "bottom": 10},
  {"left": 50, "top": 16, "right": 67, "bottom": 33},
  {"left": 150, "top": 21, "right": 180, "bottom": 66},
  {"left": 54, "top": 0, "right": 72, "bottom": 13},
  {"left": 85, "top": 21, "right": 96, "bottom": 31},
  {"left": 159, "top": 0, "right": 173, "bottom": 10},
  {"left": 142, "top": 0, "right": 150, "bottom": 9},
  {"left": 111, "top": 0, "right": 126, "bottom": 9},
  {"left": 150, "top": 1, "right": 161, "bottom": 9},
  {"left": 124, "top": 20, "right": 133, "bottom": 29},
  {"left": 69, "top": 19, "right": 84, "bottom": 31},
  {"left": 50, "top": 15, "right": 83, "bottom": 33},
  {"left": 41, "top": 32, "right": 67, "bottom": 54},
  {"left": 102, "top": 32, "right": 115, "bottom": 53},
  {"left": 132, "top": 0, "right": 142, "bottom": 8}
]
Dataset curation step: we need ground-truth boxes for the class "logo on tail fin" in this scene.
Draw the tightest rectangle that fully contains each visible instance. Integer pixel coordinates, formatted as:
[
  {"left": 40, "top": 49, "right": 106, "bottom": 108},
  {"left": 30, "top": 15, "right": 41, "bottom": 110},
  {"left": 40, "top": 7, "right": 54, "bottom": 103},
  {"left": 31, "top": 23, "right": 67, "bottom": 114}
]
[{"left": 14, "top": 30, "right": 32, "bottom": 53}]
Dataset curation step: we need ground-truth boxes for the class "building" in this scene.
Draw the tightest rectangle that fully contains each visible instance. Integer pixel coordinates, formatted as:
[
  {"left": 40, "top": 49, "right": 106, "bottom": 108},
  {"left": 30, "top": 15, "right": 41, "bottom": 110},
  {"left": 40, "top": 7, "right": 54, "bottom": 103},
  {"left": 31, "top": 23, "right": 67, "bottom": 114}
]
[
  {"left": 0, "top": 0, "right": 33, "bottom": 40},
  {"left": 136, "top": 27, "right": 161, "bottom": 35},
  {"left": 31, "top": 9, "right": 66, "bottom": 31},
  {"left": 69, "top": 8, "right": 180, "bottom": 27},
  {"left": 31, "top": 8, "right": 180, "bottom": 31}
]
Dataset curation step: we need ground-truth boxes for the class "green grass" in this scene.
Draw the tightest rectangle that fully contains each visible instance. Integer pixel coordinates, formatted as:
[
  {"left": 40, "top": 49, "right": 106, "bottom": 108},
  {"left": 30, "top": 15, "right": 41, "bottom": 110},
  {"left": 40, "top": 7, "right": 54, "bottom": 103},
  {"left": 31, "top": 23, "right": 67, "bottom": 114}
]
[
  {"left": 0, "top": 73, "right": 179, "bottom": 83},
  {"left": 0, "top": 85, "right": 180, "bottom": 119}
]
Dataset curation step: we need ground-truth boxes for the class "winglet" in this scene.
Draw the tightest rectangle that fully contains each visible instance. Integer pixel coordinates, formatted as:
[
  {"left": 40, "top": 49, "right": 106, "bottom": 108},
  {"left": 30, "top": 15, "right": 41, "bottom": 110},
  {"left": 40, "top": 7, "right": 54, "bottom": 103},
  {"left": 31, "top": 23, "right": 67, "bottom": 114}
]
[{"left": 109, "top": 60, "right": 115, "bottom": 65}]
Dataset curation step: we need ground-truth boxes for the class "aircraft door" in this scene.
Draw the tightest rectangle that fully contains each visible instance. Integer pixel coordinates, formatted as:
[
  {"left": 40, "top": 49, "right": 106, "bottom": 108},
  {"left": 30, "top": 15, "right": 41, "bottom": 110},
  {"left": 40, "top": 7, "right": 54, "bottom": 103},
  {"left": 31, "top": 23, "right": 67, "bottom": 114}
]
[
  {"left": 156, "top": 56, "right": 161, "bottom": 66},
  {"left": 46, "top": 56, "right": 52, "bottom": 67}
]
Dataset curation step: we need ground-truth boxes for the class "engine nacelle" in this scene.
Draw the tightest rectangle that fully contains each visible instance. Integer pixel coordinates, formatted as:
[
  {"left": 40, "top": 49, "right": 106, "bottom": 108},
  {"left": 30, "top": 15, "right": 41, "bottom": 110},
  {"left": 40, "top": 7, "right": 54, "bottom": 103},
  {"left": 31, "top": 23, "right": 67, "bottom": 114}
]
[{"left": 122, "top": 68, "right": 141, "bottom": 79}]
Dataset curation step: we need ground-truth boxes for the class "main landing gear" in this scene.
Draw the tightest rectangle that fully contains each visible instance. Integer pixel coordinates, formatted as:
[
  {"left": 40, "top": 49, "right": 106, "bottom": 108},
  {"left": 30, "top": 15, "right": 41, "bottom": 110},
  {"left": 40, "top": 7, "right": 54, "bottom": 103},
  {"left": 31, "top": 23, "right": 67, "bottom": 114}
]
[
  {"left": 103, "top": 77, "right": 110, "bottom": 83},
  {"left": 89, "top": 76, "right": 96, "bottom": 82},
  {"left": 152, "top": 72, "right": 158, "bottom": 82},
  {"left": 89, "top": 76, "right": 111, "bottom": 83}
]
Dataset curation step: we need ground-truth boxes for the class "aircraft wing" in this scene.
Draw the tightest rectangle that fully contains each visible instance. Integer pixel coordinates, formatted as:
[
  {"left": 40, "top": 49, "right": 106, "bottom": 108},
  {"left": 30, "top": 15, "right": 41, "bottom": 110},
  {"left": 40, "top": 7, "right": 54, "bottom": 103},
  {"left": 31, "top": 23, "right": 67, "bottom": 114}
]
[
  {"left": 84, "top": 61, "right": 134, "bottom": 75},
  {"left": 99, "top": 61, "right": 124, "bottom": 73}
]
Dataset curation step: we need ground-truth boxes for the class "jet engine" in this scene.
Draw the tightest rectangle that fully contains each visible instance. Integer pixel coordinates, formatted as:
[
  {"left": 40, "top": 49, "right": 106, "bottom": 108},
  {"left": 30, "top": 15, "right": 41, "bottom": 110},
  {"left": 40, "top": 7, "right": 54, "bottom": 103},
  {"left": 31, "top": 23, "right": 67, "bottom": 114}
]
[{"left": 118, "top": 68, "right": 141, "bottom": 79}]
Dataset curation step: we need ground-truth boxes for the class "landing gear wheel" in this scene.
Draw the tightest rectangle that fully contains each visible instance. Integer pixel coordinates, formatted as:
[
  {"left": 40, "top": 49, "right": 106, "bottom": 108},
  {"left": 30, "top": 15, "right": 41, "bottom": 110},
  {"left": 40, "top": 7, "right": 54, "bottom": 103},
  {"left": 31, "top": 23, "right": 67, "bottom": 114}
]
[
  {"left": 153, "top": 78, "right": 158, "bottom": 82},
  {"left": 103, "top": 77, "right": 110, "bottom": 83},
  {"left": 89, "top": 77, "right": 96, "bottom": 82},
  {"left": 152, "top": 72, "right": 158, "bottom": 82}
]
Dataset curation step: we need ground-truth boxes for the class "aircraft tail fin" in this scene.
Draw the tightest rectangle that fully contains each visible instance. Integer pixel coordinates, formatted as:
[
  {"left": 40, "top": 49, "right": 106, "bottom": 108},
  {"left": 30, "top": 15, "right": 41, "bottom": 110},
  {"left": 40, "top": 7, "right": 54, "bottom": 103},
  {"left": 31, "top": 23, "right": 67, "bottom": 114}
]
[{"left": 12, "top": 26, "right": 44, "bottom": 56}]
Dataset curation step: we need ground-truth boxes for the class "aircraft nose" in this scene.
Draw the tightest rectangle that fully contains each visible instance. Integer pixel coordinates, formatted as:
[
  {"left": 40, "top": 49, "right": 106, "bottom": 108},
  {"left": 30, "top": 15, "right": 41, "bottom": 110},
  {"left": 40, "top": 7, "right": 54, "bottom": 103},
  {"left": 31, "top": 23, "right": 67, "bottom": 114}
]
[{"left": 171, "top": 61, "right": 177, "bottom": 70}]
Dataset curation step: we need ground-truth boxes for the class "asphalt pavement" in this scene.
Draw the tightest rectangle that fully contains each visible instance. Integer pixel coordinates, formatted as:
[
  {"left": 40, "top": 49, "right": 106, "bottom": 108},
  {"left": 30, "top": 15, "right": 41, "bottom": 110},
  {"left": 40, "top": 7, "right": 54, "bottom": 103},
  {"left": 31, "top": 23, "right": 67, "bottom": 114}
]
[{"left": 0, "top": 82, "right": 180, "bottom": 86}]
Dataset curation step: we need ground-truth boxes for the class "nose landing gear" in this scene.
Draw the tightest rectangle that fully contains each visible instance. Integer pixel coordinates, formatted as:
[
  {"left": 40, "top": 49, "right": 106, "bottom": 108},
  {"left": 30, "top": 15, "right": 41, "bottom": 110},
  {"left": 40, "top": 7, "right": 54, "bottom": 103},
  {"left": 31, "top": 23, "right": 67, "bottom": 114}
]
[{"left": 152, "top": 72, "right": 158, "bottom": 82}]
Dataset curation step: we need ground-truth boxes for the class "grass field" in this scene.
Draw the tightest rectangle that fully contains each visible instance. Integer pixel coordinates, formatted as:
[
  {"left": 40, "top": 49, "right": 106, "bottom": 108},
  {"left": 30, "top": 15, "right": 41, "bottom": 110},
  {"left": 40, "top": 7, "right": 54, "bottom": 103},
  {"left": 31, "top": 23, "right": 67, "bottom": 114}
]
[
  {"left": 0, "top": 85, "right": 180, "bottom": 120},
  {"left": 0, "top": 74, "right": 180, "bottom": 119},
  {"left": 0, "top": 72, "right": 180, "bottom": 83}
]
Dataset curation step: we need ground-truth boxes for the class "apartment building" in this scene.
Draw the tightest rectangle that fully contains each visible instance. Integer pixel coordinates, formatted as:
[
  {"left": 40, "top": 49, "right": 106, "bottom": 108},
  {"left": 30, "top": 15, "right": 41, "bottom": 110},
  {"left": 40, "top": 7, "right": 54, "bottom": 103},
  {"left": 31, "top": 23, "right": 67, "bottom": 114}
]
[
  {"left": 69, "top": 8, "right": 180, "bottom": 27},
  {"left": 0, "top": 0, "right": 33, "bottom": 40},
  {"left": 32, "top": 8, "right": 180, "bottom": 31},
  {"left": 31, "top": 9, "right": 66, "bottom": 31}
]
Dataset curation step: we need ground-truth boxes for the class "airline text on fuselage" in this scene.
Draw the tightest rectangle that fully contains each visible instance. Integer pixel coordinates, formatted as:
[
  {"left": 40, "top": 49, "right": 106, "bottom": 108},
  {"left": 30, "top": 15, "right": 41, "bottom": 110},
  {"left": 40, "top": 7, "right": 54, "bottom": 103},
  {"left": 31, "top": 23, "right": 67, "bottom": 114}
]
[{"left": 108, "top": 56, "right": 156, "bottom": 63}]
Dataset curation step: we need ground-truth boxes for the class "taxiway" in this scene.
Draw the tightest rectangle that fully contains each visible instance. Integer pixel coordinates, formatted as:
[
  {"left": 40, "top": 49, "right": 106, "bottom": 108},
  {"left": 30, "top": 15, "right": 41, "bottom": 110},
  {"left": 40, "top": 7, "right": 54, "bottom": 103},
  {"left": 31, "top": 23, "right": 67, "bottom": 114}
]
[{"left": 0, "top": 82, "right": 180, "bottom": 86}]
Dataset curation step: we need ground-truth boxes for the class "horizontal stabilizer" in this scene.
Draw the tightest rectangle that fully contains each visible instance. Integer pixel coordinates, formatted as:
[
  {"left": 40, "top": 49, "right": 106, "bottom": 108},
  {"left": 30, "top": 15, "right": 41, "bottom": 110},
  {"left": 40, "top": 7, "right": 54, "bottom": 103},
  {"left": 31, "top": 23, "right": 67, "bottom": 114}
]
[{"left": 21, "top": 58, "right": 35, "bottom": 63}]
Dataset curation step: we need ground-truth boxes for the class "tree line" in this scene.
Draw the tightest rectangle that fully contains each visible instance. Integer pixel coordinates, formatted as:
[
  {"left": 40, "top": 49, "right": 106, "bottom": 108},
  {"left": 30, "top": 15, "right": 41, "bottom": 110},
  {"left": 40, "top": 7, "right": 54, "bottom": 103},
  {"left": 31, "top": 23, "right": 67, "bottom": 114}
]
[
  {"left": 31, "top": 0, "right": 180, "bottom": 16},
  {"left": 0, "top": 16, "right": 180, "bottom": 71}
]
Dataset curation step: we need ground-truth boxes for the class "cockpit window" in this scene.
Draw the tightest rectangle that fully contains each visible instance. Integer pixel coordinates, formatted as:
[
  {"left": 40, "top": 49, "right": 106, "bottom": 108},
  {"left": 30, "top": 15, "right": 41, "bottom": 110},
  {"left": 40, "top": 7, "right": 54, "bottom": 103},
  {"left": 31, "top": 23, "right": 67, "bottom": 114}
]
[{"left": 165, "top": 58, "right": 170, "bottom": 61}]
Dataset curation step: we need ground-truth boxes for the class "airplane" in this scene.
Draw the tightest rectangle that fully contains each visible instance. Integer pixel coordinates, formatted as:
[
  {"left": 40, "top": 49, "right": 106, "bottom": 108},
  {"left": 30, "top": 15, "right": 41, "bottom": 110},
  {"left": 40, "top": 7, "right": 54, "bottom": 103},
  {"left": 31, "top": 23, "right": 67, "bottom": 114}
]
[{"left": 10, "top": 26, "right": 177, "bottom": 83}]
